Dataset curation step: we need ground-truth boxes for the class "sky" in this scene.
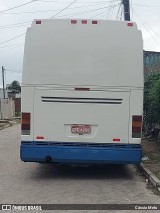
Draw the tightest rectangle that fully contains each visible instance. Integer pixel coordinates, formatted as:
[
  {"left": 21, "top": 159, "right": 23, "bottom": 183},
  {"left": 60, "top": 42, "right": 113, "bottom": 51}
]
[{"left": 0, "top": 0, "right": 160, "bottom": 87}]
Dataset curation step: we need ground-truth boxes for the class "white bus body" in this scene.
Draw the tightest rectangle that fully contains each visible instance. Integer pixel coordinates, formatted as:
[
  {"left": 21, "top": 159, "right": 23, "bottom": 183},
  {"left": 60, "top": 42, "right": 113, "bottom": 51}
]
[{"left": 20, "top": 19, "right": 143, "bottom": 164}]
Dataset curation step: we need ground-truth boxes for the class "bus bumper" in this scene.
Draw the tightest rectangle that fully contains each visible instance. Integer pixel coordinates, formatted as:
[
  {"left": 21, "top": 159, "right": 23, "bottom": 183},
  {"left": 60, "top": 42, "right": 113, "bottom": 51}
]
[{"left": 20, "top": 142, "right": 142, "bottom": 164}]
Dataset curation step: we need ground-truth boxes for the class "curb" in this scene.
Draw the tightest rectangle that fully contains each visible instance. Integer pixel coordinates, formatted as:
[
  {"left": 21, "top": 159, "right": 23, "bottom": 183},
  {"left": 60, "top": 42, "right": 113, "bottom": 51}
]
[
  {"left": 137, "top": 163, "right": 160, "bottom": 190},
  {"left": 0, "top": 124, "right": 11, "bottom": 130},
  {"left": 0, "top": 120, "right": 20, "bottom": 130}
]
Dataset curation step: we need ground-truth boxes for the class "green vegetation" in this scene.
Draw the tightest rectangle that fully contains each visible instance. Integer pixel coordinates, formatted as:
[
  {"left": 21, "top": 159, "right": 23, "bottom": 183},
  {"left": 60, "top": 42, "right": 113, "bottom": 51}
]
[
  {"left": 8, "top": 80, "right": 21, "bottom": 92},
  {"left": 143, "top": 73, "right": 160, "bottom": 139},
  {"left": 144, "top": 73, "right": 160, "bottom": 125},
  {"left": 15, "top": 112, "right": 21, "bottom": 117}
]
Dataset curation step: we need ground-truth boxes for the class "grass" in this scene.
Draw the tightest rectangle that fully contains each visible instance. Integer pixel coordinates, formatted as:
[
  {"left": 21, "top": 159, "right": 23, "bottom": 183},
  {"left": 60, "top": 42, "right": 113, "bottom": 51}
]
[{"left": 142, "top": 139, "right": 160, "bottom": 180}]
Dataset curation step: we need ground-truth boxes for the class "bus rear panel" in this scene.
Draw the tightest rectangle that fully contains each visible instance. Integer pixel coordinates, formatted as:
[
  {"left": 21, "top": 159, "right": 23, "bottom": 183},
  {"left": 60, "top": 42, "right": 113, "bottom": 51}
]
[{"left": 20, "top": 19, "right": 143, "bottom": 164}]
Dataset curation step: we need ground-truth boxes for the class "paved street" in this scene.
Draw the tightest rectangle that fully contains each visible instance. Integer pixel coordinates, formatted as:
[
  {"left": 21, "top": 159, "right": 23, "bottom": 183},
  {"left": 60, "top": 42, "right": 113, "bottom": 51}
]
[{"left": 0, "top": 124, "right": 160, "bottom": 212}]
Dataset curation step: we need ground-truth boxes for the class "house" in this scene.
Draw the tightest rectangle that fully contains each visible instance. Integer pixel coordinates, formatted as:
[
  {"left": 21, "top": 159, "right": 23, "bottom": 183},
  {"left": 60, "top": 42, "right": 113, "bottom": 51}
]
[
  {"left": 0, "top": 88, "right": 21, "bottom": 99},
  {"left": 7, "top": 89, "right": 21, "bottom": 99},
  {"left": 6, "top": 84, "right": 21, "bottom": 99}
]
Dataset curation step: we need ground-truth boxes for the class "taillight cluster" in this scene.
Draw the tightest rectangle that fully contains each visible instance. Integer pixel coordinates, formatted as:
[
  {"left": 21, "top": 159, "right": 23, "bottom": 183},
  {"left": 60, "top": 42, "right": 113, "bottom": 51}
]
[
  {"left": 132, "top": 115, "right": 142, "bottom": 138},
  {"left": 21, "top": 113, "right": 30, "bottom": 135},
  {"left": 71, "top": 20, "right": 98, "bottom": 25}
]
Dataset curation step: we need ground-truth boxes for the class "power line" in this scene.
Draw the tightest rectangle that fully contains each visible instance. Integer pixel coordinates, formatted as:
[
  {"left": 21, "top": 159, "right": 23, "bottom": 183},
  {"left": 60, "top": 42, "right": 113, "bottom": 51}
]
[
  {"left": 0, "top": 1, "right": 36, "bottom": 13},
  {"left": 0, "top": 24, "right": 29, "bottom": 30},
  {"left": 116, "top": 3, "right": 121, "bottom": 20},
  {"left": 133, "top": 4, "right": 160, "bottom": 8},
  {"left": 130, "top": 0, "right": 133, "bottom": 20},
  {"left": 107, "top": 0, "right": 119, "bottom": 20},
  {"left": 50, "top": 0, "right": 78, "bottom": 18},
  {"left": 0, "top": 5, "right": 114, "bottom": 29},
  {"left": 0, "top": 21, "right": 31, "bottom": 30},
  {"left": 0, "top": 21, "right": 31, "bottom": 28},
  {"left": 136, "top": 16, "right": 160, "bottom": 40},
  {"left": 109, "top": 0, "right": 117, "bottom": 19},
  {"left": 2, "top": 10, "right": 59, "bottom": 15},
  {"left": 132, "top": 10, "right": 160, "bottom": 47},
  {"left": 0, "top": 33, "right": 25, "bottom": 46},
  {"left": 38, "top": 0, "right": 120, "bottom": 3},
  {"left": 6, "top": 68, "right": 22, "bottom": 71},
  {"left": 0, "top": 45, "right": 24, "bottom": 52},
  {"left": 5, "top": 69, "right": 22, "bottom": 73},
  {"left": 92, "top": 4, "right": 118, "bottom": 18},
  {"left": 106, "top": 0, "right": 112, "bottom": 19},
  {"left": 56, "top": 5, "right": 119, "bottom": 18},
  {"left": 0, "top": 43, "right": 24, "bottom": 49},
  {"left": 0, "top": 1, "right": 120, "bottom": 26},
  {"left": 120, "top": 3, "right": 123, "bottom": 20},
  {"left": 92, "top": 9, "right": 108, "bottom": 18},
  {"left": 116, "top": 3, "right": 123, "bottom": 20},
  {"left": 6, "top": 74, "right": 22, "bottom": 76},
  {"left": 1, "top": 2, "right": 109, "bottom": 15},
  {"left": 6, "top": 73, "right": 22, "bottom": 76},
  {"left": 6, "top": 73, "right": 22, "bottom": 77},
  {"left": 144, "top": 24, "right": 160, "bottom": 40}
]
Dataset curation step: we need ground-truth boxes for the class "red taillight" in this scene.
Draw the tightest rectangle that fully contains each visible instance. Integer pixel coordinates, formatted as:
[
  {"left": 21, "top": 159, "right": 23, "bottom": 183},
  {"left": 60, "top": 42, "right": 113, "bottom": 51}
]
[
  {"left": 82, "top": 20, "right": 87, "bottom": 24},
  {"left": 36, "top": 20, "right": 41, "bottom": 24},
  {"left": 36, "top": 136, "right": 44, "bottom": 140},
  {"left": 21, "top": 113, "right": 30, "bottom": 135},
  {"left": 92, "top": 20, "right": 97, "bottom": 24},
  {"left": 132, "top": 115, "right": 142, "bottom": 138},
  {"left": 127, "top": 22, "right": 133, "bottom": 27},
  {"left": 113, "top": 138, "right": 120, "bottom": 142},
  {"left": 71, "top": 20, "right": 77, "bottom": 24}
]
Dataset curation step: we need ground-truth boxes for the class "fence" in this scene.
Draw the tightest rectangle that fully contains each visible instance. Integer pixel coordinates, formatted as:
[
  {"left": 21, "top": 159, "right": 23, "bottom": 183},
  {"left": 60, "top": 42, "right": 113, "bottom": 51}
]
[
  {"left": 0, "top": 99, "right": 15, "bottom": 119},
  {"left": 13, "top": 98, "right": 21, "bottom": 113}
]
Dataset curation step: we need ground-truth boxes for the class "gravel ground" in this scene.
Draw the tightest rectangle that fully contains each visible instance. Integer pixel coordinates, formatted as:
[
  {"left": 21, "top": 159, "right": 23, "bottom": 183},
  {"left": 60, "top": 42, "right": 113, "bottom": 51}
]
[{"left": 0, "top": 124, "right": 160, "bottom": 213}]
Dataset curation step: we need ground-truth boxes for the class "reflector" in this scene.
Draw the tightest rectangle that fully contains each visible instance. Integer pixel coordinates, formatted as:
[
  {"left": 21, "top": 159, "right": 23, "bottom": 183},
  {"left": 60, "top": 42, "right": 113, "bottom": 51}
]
[
  {"left": 71, "top": 20, "right": 77, "bottom": 24},
  {"left": 36, "top": 136, "right": 44, "bottom": 139},
  {"left": 82, "top": 20, "right": 87, "bottom": 24},
  {"left": 127, "top": 22, "right": 133, "bottom": 27},
  {"left": 92, "top": 20, "right": 97, "bottom": 24},
  {"left": 113, "top": 138, "right": 120, "bottom": 142},
  {"left": 36, "top": 20, "right": 41, "bottom": 24}
]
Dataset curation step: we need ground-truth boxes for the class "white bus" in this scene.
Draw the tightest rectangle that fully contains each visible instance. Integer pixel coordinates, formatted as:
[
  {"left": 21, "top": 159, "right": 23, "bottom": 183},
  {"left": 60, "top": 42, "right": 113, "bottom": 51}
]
[{"left": 20, "top": 19, "right": 143, "bottom": 164}]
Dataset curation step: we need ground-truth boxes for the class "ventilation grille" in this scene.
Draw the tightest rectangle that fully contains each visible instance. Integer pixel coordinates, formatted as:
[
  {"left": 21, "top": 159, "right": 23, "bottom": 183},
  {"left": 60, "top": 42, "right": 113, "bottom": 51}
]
[{"left": 41, "top": 97, "right": 123, "bottom": 105}]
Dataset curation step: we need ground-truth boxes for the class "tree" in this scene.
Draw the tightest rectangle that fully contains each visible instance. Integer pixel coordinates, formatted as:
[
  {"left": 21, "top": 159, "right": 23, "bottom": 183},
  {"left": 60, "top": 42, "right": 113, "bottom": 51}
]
[
  {"left": 8, "top": 80, "right": 21, "bottom": 92},
  {"left": 144, "top": 73, "right": 160, "bottom": 139}
]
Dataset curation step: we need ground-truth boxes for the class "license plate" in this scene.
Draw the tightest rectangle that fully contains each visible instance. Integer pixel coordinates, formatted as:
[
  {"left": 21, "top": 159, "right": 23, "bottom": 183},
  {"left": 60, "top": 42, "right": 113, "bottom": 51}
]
[{"left": 71, "top": 125, "right": 91, "bottom": 135}]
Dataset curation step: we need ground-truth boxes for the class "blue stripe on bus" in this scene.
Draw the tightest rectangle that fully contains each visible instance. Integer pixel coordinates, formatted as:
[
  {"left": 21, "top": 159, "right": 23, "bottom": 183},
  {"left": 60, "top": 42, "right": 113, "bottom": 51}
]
[{"left": 20, "top": 142, "right": 142, "bottom": 164}]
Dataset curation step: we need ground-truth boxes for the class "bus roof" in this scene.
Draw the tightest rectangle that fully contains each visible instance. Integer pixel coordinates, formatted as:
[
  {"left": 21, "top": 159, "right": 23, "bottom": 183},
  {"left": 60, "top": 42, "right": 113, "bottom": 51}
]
[{"left": 22, "top": 19, "right": 143, "bottom": 88}]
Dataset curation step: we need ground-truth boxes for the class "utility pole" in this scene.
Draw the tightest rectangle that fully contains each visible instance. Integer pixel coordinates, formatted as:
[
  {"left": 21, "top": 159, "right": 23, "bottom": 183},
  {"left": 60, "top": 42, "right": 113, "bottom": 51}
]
[
  {"left": 122, "top": 0, "right": 130, "bottom": 21},
  {"left": 2, "top": 66, "right": 5, "bottom": 99}
]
